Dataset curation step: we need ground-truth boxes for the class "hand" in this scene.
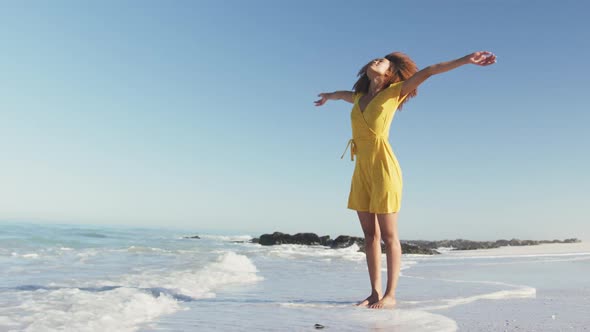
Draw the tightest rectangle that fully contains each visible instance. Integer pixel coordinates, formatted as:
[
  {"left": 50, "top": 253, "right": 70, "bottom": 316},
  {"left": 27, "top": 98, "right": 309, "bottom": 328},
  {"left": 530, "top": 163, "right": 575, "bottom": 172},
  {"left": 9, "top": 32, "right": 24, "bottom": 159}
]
[
  {"left": 314, "top": 93, "right": 331, "bottom": 106},
  {"left": 466, "top": 51, "right": 496, "bottom": 66}
]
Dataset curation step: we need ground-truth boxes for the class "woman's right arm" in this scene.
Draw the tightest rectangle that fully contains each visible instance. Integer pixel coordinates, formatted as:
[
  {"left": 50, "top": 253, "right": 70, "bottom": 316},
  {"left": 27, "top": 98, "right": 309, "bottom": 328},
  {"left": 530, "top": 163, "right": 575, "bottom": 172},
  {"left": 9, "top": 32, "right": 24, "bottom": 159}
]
[{"left": 314, "top": 91, "right": 354, "bottom": 106}]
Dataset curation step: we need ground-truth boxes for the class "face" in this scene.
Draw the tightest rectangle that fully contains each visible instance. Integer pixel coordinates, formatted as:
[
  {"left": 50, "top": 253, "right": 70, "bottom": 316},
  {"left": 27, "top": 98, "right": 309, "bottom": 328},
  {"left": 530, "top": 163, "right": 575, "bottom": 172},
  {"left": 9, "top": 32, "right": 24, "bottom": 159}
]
[{"left": 366, "top": 58, "right": 392, "bottom": 78}]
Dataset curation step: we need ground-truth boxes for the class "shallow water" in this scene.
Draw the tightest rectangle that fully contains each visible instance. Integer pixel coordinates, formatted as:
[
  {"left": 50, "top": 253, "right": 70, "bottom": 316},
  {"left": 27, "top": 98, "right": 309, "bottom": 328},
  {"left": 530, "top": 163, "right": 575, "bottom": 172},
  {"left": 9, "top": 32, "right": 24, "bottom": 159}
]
[{"left": 1, "top": 221, "right": 589, "bottom": 331}]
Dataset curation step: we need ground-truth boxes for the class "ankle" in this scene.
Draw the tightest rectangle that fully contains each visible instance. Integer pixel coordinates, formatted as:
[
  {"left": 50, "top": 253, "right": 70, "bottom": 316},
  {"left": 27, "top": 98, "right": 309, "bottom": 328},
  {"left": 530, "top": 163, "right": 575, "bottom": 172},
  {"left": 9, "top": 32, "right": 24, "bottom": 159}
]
[
  {"left": 382, "top": 292, "right": 396, "bottom": 299},
  {"left": 371, "top": 289, "right": 382, "bottom": 296}
]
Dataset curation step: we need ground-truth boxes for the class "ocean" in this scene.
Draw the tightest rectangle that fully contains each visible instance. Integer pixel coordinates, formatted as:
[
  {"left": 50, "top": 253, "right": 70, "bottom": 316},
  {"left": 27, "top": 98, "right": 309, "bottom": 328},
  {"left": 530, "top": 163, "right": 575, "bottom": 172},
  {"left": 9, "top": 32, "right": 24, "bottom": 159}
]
[{"left": 1, "top": 221, "right": 589, "bottom": 331}]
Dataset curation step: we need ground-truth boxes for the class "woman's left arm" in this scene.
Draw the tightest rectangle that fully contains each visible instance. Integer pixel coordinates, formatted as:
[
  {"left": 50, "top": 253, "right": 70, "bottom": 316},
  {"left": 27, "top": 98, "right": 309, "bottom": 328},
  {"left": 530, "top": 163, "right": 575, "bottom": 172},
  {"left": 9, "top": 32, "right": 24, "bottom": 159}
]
[{"left": 400, "top": 51, "right": 496, "bottom": 96}]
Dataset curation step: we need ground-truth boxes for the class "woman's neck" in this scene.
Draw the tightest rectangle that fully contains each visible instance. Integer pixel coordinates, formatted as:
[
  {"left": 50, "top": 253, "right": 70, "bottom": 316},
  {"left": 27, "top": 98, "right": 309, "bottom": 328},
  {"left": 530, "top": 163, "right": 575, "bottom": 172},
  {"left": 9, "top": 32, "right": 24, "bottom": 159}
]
[{"left": 367, "top": 76, "right": 388, "bottom": 96}]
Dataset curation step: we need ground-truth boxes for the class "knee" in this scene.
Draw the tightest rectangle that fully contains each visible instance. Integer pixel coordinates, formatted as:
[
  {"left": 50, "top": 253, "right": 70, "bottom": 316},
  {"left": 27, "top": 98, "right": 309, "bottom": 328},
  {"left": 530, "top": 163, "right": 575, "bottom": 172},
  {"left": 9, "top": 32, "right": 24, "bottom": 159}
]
[
  {"left": 364, "top": 233, "right": 381, "bottom": 244},
  {"left": 382, "top": 237, "right": 401, "bottom": 251}
]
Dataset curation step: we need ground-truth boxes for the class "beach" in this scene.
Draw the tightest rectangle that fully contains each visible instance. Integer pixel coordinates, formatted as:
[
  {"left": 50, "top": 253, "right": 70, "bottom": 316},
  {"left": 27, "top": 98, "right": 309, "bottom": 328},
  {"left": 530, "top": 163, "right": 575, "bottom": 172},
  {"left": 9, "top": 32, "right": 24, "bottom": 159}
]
[{"left": 1, "top": 222, "right": 589, "bottom": 331}]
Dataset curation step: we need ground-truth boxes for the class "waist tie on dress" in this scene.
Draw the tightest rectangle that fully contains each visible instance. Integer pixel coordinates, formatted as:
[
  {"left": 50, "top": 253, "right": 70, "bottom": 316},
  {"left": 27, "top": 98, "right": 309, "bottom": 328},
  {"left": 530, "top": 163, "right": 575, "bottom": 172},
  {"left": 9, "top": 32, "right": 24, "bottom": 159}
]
[
  {"left": 340, "top": 135, "right": 388, "bottom": 161},
  {"left": 340, "top": 139, "right": 356, "bottom": 161}
]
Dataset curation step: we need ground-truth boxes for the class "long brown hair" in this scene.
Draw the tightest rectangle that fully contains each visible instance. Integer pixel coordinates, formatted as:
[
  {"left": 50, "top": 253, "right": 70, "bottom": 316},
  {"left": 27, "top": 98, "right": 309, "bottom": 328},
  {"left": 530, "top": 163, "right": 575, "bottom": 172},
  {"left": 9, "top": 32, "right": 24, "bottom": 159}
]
[{"left": 352, "top": 51, "right": 418, "bottom": 111}]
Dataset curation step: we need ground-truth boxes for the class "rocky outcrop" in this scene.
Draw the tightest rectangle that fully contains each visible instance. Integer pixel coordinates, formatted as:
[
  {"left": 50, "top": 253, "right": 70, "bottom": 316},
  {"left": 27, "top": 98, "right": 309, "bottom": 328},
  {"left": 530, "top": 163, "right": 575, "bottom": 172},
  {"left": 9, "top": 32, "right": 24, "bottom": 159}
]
[
  {"left": 251, "top": 232, "right": 440, "bottom": 255},
  {"left": 330, "top": 235, "right": 364, "bottom": 249},
  {"left": 258, "top": 232, "right": 322, "bottom": 246},
  {"left": 355, "top": 241, "right": 439, "bottom": 255},
  {"left": 403, "top": 238, "right": 581, "bottom": 251},
  {"left": 250, "top": 232, "right": 581, "bottom": 255}
]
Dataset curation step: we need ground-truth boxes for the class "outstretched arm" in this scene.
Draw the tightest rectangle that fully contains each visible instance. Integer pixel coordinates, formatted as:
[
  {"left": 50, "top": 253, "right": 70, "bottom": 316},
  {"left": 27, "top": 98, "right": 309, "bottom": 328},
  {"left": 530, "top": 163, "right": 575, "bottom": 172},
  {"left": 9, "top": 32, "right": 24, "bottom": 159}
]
[
  {"left": 314, "top": 90, "right": 354, "bottom": 106},
  {"left": 400, "top": 51, "right": 496, "bottom": 97}
]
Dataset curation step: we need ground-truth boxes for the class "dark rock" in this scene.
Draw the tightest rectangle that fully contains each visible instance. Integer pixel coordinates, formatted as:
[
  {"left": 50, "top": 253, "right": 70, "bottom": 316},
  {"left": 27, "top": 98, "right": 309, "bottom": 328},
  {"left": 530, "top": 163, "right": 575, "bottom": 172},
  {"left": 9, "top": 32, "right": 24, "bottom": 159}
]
[
  {"left": 183, "top": 235, "right": 200, "bottom": 239},
  {"left": 403, "top": 239, "right": 503, "bottom": 251},
  {"left": 400, "top": 238, "right": 580, "bottom": 250},
  {"left": 331, "top": 235, "right": 364, "bottom": 249},
  {"left": 314, "top": 323, "right": 325, "bottom": 329},
  {"left": 401, "top": 242, "right": 441, "bottom": 255},
  {"left": 509, "top": 238, "right": 522, "bottom": 246},
  {"left": 258, "top": 232, "right": 322, "bottom": 246},
  {"left": 495, "top": 239, "right": 510, "bottom": 246},
  {"left": 521, "top": 240, "right": 539, "bottom": 246},
  {"left": 259, "top": 232, "right": 288, "bottom": 245},
  {"left": 357, "top": 241, "right": 440, "bottom": 255},
  {"left": 292, "top": 232, "right": 321, "bottom": 245},
  {"left": 319, "top": 235, "right": 332, "bottom": 246},
  {"left": 250, "top": 232, "right": 581, "bottom": 254},
  {"left": 564, "top": 238, "right": 580, "bottom": 243}
]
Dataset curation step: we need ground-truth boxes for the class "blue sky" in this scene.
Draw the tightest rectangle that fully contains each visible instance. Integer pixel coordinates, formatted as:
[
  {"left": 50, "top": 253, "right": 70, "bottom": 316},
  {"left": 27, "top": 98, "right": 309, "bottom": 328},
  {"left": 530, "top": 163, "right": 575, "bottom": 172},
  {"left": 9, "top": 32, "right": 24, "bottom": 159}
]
[{"left": 1, "top": 1, "right": 589, "bottom": 241}]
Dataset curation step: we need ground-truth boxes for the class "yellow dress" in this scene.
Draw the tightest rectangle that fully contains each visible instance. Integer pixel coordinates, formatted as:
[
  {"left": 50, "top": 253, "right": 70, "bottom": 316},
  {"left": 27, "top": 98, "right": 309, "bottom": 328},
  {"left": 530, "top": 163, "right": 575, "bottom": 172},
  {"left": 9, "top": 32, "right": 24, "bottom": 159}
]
[{"left": 340, "top": 81, "right": 409, "bottom": 214}]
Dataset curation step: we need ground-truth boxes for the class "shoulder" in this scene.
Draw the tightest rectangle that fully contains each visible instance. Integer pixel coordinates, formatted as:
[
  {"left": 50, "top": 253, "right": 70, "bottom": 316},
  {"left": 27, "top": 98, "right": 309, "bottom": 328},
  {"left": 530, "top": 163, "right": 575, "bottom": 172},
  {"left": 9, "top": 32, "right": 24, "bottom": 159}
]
[
  {"left": 384, "top": 81, "right": 405, "bottom": 97},
  {"left": 386, "top": 81, "right": 405, "bottom": 90},
  {"left": 351, "top": 91, "right": 361, "bottom": 103}
]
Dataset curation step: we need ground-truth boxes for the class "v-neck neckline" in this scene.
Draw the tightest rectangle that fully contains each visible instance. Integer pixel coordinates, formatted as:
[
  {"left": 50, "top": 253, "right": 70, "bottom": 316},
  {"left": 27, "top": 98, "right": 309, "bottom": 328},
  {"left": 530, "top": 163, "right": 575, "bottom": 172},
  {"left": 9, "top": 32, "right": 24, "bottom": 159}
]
[{"left": 357, "top": 93, "right": 378, "bottom": 114}]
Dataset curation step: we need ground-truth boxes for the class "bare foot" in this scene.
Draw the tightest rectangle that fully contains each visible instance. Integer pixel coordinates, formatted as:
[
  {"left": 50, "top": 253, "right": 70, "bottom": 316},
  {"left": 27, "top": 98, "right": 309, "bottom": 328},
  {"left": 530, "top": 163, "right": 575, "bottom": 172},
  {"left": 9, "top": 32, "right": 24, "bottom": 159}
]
[
  {"left": 369, "top": 295, "right": 396, "bottom": 309},
  {"left": 355, "top": 292, "right": 381, "bottom": 307}
]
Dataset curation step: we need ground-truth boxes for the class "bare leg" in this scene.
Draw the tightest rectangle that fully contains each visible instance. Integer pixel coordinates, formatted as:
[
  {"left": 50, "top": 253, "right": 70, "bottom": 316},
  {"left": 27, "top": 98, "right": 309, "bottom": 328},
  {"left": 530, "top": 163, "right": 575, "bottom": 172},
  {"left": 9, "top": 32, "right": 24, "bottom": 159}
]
[
  {"left": 355, "top": 211, "right": 382, "bottom": 307},
  {"left": 369, "top": 212, "right": 401, "bottom": 309}
]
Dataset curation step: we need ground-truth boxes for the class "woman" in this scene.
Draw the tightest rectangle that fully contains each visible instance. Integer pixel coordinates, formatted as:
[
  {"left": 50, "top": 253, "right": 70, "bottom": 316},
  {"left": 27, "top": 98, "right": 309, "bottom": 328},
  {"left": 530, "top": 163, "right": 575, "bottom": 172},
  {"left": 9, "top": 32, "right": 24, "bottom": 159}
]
[{"left": 314, "top": 51, "right": 496, "bottom": 309}]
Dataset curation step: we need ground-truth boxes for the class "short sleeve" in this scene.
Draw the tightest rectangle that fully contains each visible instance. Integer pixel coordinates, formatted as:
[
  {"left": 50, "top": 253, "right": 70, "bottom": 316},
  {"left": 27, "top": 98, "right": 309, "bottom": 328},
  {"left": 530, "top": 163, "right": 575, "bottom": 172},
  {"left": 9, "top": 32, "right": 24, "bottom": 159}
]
[{"left": 384, "top": 81, "right": 409, "bottom": 107}]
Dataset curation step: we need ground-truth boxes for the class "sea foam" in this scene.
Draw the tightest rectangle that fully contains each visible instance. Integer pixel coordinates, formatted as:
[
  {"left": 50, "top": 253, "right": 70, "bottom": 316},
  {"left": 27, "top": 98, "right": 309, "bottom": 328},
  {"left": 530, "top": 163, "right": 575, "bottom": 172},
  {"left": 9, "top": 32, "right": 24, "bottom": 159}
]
[{"left": 0, "top": 251, "right": 262, "bottom": 332}]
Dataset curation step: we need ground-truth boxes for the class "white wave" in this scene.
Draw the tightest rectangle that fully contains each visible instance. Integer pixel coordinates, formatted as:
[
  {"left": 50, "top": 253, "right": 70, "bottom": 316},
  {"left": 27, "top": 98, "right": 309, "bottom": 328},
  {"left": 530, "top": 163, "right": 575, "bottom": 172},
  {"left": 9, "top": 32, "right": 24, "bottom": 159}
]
[
  {"left": 80, "top": 246, "right": 203, "bottom": 258},
  {"left": 9, "top": 247, "right": 97, "bottom": 261},
  {"left": 404, "top": 275, "right": 528, "bottom": 287},
  {"left": 185, "top": 234, "right": 253, "bottom": 242},
  {"left": 414, "top": 286, "right": 536, "bottom": 311},
  {"left": 435, "top": 247, "right": 455, "bottom": 254},
  {"left": 126, "top": 245, "right": 169, "bottom": 253},
  {"left": 256, "top": 244, "right": 420, "bottom": 273},
  {"left": 0, "top": 286, "right": 185, "bottom": 332},
  {"left": 402, "top": 275, "right": 536, "bottom": 310},
  {"left": 95, "top": 251, "right": 263, "bottom": 299},
  {"left": 0, "top": 251, "right": 263, "bottom": 332},
  {"left": 9, "top": 246, "right": 178, "bottom": 263},
  {"left": 11, "top": 252, "right": 40, "bottom": 259},
  {"left": 76, "top": 249, "right": 99, "bottom": 261},
  {"left": 263, "top": 243, "right": 366, "bottom": 261}
]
